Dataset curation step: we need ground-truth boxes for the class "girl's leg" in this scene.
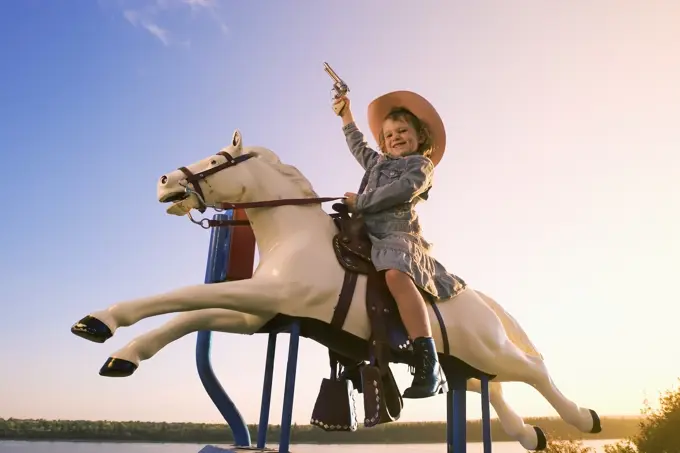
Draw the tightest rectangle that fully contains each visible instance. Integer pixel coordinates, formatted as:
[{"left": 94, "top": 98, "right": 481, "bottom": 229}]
[
  {"left": 384, "top": 269, "right": 447, "bottom": 399},
  {"left": 385, "top": 269, "right": 432, "bottom": 338}
]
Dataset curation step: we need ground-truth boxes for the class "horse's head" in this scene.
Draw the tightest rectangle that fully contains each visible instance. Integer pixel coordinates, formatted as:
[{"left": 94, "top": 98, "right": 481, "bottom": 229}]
[
  {"left": 157, "top": 129, "right": 319, "bottom": 217},
  {"left": 157, "top": 129, "right": 256, "bottom": 216}
]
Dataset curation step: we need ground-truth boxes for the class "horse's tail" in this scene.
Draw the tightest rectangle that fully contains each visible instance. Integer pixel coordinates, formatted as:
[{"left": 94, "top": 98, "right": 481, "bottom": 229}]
[{"left": 475, "top": 290, "right": 544, "bottom": 360}]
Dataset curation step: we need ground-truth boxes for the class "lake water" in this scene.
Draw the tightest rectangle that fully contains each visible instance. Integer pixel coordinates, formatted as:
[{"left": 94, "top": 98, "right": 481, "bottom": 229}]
[{"left": 0, "top": 439, "right": 620, "bottom": 453}]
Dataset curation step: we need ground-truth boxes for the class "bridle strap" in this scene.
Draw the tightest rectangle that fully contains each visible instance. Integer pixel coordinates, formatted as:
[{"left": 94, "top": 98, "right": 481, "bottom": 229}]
[
  {"left": 185, "top": 152, "right": 251, "bottom": 182},
  {"left": 174, "top": 150, "right": 345, "bottom": 228},
  {"left": 178, "top": 166, "right": 204, "bottom": 202},
  {"left": 177, "top": 152, "right": 255, "bottom": 212}
]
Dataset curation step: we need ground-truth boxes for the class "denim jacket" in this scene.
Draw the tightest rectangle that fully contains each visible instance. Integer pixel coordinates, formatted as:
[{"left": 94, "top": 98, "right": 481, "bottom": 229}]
[{"left": 342, "top": 122, "right": 434, "bottom": 238}]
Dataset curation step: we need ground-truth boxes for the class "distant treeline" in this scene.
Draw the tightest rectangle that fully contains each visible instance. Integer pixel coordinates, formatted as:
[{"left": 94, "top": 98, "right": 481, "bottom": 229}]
[{"left": 0, "top": 417, "right": 641, "bottom": 444}]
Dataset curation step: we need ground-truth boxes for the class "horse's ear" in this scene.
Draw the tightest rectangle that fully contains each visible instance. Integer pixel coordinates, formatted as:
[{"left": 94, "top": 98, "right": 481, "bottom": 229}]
[{"left": 232, "top": 129, "right": 243, "bottom": 152}]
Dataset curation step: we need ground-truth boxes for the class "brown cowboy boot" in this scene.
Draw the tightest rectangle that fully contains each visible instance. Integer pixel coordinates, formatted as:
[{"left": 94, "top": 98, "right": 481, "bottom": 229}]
[{"left": 402, "top": 336, "right": 448, "bottom": 399}]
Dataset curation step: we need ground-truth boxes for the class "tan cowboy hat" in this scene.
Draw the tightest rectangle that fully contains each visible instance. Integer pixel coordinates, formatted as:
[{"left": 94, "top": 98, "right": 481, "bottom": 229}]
[{"left": 367, "top": 90, "right": 446, "bottom": 166}]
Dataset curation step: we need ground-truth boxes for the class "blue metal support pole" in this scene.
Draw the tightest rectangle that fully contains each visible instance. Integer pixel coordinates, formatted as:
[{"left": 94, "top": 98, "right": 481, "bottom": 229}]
[
  {"left": 480, "top": 375, "right": 492, "bottom": 453},
  {"left": 447, "top": 390, "right": 454, "bottom": 453},
  {"left": 196, "top": 211, "right": 252, "bottom": 447},
  {"left": 257, "top": 332, "right": 278, "bottom": 448},
  {"left": 277, "top": 321, "right": 300, "bottom": 453},
  {"left": 447, "top": 375, "right": 467, "bottom": 453}
]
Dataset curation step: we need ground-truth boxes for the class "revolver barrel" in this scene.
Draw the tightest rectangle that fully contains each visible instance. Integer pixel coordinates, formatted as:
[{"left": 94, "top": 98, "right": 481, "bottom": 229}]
[
  {"left": 323, "top": 62, "right": 342, "bottom": 83},
  {"left": 323, "top": 61, "right": 349, "bottom": 104}
]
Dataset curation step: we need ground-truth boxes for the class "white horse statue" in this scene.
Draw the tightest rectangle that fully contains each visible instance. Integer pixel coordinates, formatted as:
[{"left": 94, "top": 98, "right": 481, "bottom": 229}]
[{"left": 71, "top": 130, "right": 601, "bottom": 450}]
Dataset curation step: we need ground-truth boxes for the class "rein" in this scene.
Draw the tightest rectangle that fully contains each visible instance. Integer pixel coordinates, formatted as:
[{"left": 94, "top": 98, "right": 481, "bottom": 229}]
[{"left": 188, "top": 196, "right": 346, "bottom": 229}]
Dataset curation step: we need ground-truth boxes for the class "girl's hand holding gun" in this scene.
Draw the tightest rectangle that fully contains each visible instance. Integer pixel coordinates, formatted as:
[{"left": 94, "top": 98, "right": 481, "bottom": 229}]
[{"left": 333, "top": 95, "right": 354, "bottom": 127}]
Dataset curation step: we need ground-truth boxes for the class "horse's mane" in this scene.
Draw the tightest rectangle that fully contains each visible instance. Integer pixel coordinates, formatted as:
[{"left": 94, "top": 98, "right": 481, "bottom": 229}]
[{"left": 248, "top": 146, "right": 319, "bottom": 198}]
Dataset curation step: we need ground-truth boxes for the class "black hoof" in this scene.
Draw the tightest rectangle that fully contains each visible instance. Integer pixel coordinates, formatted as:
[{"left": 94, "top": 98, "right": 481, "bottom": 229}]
[
  {"left": 99, "top": 357, "right": 138, "bottom": 377},
  {"left": 71, "top": 316, "right": 112, "bottom": 343},
  {"left": 533, "top": 426, "right": 547, "bottom": 451},
  {"left": 589, "top": 408, "right": 602, "bottom": 433}
]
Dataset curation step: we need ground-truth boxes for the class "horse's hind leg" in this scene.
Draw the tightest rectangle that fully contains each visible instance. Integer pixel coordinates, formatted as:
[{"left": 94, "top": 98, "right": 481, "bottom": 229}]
[
  {"left": 467, "top": 379, "right": 547, "bottom": 451},
  {"left": 491, "top": 344, "right": 602, "bottom": 435},
  {"left": 99, "top": 308, "right": 269, "bottom": 377},
  {"left": 530, "top": 365, "right": 602, "bottom": 434}
]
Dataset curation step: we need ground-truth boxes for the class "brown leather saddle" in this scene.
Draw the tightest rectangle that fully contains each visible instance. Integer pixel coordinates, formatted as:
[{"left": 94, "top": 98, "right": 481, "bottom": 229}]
[{"left": 310, "top": 203, "right": 410, "bottom": 432}]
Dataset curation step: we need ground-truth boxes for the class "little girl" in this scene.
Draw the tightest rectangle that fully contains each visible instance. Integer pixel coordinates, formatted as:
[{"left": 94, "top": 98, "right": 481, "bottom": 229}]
[{"left": 332, "top": 91, "right": 466, "bottom": 399}]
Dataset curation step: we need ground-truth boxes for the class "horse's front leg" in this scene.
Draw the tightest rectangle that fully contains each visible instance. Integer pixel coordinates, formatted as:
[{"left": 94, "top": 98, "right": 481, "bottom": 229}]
[
  {"left": 98, "top": 308, "right": 272, "bottom": 377},
  {"left": 71, "top": 278, "right": 298, "bottom": 343}
]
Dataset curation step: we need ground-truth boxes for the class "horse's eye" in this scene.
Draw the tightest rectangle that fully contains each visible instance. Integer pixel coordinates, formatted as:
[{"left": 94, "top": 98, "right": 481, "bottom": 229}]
[{"left": 210, "top": 160, "right": 217, "bottom": 165}]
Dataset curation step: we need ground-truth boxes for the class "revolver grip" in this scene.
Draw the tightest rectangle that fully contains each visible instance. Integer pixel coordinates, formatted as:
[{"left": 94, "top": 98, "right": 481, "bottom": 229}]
[{"left": 332, "top": 99, "right": 346, "bottom": 116}]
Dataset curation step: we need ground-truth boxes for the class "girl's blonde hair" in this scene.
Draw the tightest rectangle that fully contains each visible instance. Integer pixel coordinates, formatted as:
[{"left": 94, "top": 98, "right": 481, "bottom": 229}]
[{"left": 377, "top": 107, "right": 433, "bottom": 158}]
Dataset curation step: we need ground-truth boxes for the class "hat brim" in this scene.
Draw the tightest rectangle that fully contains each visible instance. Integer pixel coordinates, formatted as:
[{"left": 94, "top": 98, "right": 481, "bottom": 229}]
[{"left": 367, "top": 90, "right": 446, "bottom": 166}]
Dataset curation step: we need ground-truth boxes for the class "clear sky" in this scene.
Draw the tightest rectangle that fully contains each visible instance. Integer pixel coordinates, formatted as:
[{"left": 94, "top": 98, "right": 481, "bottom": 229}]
[{"left": 1, "top": 0, "right": 679, "bottom": 427}]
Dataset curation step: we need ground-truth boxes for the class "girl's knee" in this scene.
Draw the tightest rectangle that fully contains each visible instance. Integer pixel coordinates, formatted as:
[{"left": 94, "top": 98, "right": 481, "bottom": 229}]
[{"left": 384, "top": 269, "right": 409, "bottom": 287}]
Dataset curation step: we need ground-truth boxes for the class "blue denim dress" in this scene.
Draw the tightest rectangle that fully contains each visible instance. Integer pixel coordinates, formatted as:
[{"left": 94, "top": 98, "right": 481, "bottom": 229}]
[{"left": 343, "top": 122, "right": 466, "bottom": 302}]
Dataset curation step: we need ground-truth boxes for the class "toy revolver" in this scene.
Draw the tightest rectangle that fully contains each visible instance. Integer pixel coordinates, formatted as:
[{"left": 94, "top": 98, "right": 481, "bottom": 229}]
[{"left": 324, "top": 62, "right": 350, "bottom": 115}]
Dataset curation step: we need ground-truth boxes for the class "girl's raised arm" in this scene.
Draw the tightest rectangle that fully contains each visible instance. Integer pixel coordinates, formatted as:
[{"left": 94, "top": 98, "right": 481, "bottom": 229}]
[{"left": 342, "top": 122, "right": 380, "bottom": 171}]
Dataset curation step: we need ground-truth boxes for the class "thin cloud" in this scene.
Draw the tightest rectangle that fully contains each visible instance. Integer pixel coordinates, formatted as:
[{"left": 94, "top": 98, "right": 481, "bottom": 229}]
[
  {"left": 182, "top": 0, "right": 214, "bottom": 8},
  {"left": 117, "top": 0, "right": 228, "bottom": 46},
  {"left": 208, "top": 8, "right": 229, "bottom": 35},
  {"left": 181, "top": 0, "right": 228, "bottom": 35},
  {"left": 143, "top": 23, "right": 170, "bottom": 46},
  {"left": 122, "top": 9, "right": 140, "bottom": 26},
  {"left": 123, "top": 9, "right": 171, "bottom": 46}
]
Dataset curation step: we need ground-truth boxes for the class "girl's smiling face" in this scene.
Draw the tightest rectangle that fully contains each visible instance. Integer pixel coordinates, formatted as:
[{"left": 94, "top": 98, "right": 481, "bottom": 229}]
[{"left": 381, "top": 117, "right": 423, "bottom": 158}]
